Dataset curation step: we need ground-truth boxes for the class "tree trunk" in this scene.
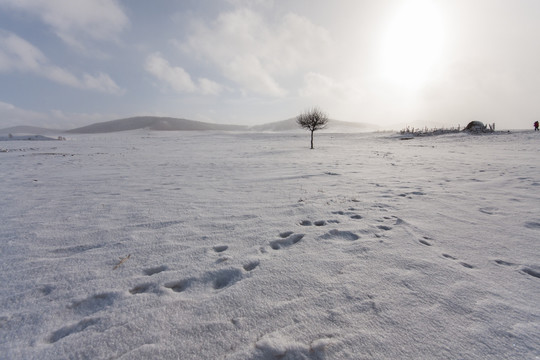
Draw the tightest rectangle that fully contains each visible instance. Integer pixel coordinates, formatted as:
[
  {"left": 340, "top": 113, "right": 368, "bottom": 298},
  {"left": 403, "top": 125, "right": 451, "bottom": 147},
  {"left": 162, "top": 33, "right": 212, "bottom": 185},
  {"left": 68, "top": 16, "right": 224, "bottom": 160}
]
[{"left": 310, "top": 130, "right": 314, "bottom": 149}]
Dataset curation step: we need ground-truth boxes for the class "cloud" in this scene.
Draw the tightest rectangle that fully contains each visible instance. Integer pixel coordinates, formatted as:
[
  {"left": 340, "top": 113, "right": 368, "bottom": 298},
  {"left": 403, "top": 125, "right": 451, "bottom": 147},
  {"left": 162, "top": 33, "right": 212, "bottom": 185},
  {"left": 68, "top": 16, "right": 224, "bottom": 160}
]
[
  {"left": 0, "top": 100, "right": 117, "bottom": 128},
  {"left": 225, "top": 0, "right": 274, "bottom": 9},
  {"left": 0, "top": 31, "right": 124, "bottom": 94},
  {"left": 83, "top": 72, "right": 124, "bottom": 95},
  {"left": 180, "top": 8, "right": 332, "bottom": 97},
  {"left": 0, "top": 0, "right": 129, "bottom": 52},
  {"left": 0, "top": 30, "right": 46, "bottom": 72},
  {"left": 145, "top": 52, "right": 222, "bottom": 95},
  {"left": 299, "top": 72, "right": 363, "bottom": 102},
  {"left": 0, "top": 100, "right": 46, "bottom": 126}
]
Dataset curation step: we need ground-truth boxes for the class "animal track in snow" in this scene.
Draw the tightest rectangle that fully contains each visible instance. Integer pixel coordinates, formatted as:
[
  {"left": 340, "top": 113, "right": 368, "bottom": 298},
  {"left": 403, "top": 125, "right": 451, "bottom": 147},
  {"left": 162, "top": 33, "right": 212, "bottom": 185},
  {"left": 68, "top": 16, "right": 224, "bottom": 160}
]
[
  {"left": 479, "top": 207, "right": 498, "bottom": 215},
  {"left": 165, "top": 268, "right": 245, "bottom": 294},
  {"left": 48, "top": 318, "right": 101, "bottom": 343},
  {"left": 521, "top": 266, "right": 540, "bottom": 279},
  {"left": 68, "top": 292, "right": 117, "bottom": 316},
  {"left": 164, "top": 279, "right": 192, "bottom": 293},
  {"left": 320, "top": 229, "right": 359, "bottom": 241},
  {"left": 525, "top": 221, "right": 540, "bottom": 229},
  {"left": 39, "top": 285, "right": 55, "bottom": 295},
  {"left": 270, "top": 233, "right": 304, "bottom": 250},
  {"left": 494, "top": 259, "right": 515, "bottom": 266},
  {"left": 441, "top": 253, "right": 474, "bottom": 269},
  {"left": 143, "top": 265, "right": 168, "bottom": 276},
  {"left": 211, "top": 269, "right": 243, "bottom": 290},
  {"left": 129, "top": 282, "right": 162, "bottom": 295},
  {"left": 419, "top": 239, "right": 432, "bottom": 246},
  {"left": 299, "top": 220, "right": 312, "bottom": 226},
  {"left": 398, "top": 191, "right": 426, "bottom": 198},
  {"left": 213, "top": 245, "right": 228, "bottom": 253},
  {"left": 243, "top": 260, "right": 260, "bottom": 272},
  {"left": 314, "top": 220, "right": 326, "bottom": 226},
  {"left": 279, "top": 231, "right": 294, "bottom": 238}
]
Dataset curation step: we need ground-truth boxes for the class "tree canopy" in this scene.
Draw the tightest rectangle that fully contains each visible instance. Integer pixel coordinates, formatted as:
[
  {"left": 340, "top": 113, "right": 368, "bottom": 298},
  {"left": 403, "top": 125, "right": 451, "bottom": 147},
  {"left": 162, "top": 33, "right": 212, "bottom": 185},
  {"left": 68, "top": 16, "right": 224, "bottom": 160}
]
[{"left": 296, "top": 107, "right": 329, "bottom": 149}]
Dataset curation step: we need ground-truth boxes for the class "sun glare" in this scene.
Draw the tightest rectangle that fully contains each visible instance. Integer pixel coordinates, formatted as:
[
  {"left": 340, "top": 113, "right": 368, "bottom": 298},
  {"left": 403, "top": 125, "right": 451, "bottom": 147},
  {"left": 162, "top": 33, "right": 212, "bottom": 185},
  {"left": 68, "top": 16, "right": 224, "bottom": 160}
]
[{"left": 379, "top": 0, "right": 445, "bottom": 90}]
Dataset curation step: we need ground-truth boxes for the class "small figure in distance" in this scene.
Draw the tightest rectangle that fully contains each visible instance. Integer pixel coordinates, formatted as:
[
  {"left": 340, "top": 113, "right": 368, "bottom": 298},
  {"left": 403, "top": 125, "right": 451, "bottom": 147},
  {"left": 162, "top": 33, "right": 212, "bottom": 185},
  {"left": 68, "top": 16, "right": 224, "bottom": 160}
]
[{"left": 535, "top": 120, "right": 539, "bottom": 131}]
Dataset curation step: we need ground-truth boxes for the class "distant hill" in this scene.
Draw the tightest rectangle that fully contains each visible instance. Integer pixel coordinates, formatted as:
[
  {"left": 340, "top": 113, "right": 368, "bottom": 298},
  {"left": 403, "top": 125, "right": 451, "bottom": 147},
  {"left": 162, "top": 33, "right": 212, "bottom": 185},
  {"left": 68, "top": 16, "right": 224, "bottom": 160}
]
[
  {"left": 250, "top": 118, "right": 378, "bottom": 132},
  {"left": 250, "top": 118, "right": 301, "bottom": 132},
  {"left": 67, "top": 116, "right": 248, "bottom": 134},
  {"left": 0, "top": 125, "right": 66, "bottom": 135},
  {"left": 4, "top": 116, "right": 378, "bottom": 135}
]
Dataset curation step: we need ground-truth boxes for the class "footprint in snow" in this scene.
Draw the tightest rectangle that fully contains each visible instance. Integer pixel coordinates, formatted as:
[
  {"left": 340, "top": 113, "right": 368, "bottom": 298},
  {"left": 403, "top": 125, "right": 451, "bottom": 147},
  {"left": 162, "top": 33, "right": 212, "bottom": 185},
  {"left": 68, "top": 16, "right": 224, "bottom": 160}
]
[
  {"left": 320, "top": 229, "right": 359, "bottom": 241},
  {"left": 243, "top": 260, "right": 260, "bottom": 272},
  {"left": 165, "top": 268, "right": 245, "bottom": 294},
  {"left": 441, "top": 254, "right": 474, "bottom": 269},
  {"left": 270, "top": 233, "right": 304, "bottom": 250},
  {"left": 164, "top": 279, "right": 192, "bottom": 293},
  {"left": 129, "top": 282, "right": 162, "bottom": 295},
  {"left": 525, "top": 221, "right": 540, "bottom": 229},
  {"left": 419, "top": 237, "right": 434, "bottom": 246},
  {"left": 479, "top": 207, "right": 498, "bottom": 215},
  {"left": 213, "top": 245, "right": 228, "bottom": 253},
  {"left": 143, "top": 265, "right": 168, "bottom": 276},
  {"left": 494, "top": 259, "right": 516, "bottom": 266},
  {"left": 68, "top": 292, "right": 117, "bottom": 315},
  {"left": 48, "top": 318, "right": 101, "bottom": 343},
  {"left": 521, "top": 266, "right": 540, "bottom": 279}
]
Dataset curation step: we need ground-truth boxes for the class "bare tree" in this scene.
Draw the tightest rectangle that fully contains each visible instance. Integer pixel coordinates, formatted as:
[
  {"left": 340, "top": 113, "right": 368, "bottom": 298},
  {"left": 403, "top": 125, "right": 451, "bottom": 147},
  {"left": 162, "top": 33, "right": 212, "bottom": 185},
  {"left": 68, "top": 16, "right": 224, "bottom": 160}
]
[{"left": 296, "top": 107, "right": 329, "bottom": 149}]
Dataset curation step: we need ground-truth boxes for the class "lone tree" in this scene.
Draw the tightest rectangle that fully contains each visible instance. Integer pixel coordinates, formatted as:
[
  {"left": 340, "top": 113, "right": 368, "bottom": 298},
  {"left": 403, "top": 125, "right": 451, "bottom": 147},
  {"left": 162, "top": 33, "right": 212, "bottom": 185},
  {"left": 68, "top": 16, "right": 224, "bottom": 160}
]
[{"left": 296, "top": 107, "right": 329, "bottom": 149}]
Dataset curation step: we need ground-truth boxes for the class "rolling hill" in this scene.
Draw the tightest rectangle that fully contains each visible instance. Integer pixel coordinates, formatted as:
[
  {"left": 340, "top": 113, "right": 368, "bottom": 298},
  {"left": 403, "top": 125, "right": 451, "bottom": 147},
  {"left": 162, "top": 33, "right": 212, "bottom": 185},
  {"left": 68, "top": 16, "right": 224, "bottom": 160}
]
[
  {"left": 67, "top": 116, "right": 248, "bottom": 133},
  {"left": 2, "top": 116, "right": 378, "bottom": 135}
]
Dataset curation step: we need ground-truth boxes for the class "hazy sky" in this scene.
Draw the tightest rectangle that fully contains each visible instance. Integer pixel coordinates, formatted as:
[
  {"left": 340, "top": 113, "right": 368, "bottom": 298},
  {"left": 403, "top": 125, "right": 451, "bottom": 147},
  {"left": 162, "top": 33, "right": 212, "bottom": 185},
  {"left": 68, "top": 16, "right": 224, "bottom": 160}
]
[{"left": 0, "top": 0, "right": 539, "bottom": 129}]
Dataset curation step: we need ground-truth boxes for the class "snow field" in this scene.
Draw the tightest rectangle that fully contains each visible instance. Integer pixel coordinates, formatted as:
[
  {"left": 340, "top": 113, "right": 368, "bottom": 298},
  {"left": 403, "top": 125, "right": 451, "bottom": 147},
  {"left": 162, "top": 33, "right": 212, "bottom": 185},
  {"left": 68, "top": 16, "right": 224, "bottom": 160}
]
[{"left": 1, "top": 131, "right": 539, "bottom": 359}]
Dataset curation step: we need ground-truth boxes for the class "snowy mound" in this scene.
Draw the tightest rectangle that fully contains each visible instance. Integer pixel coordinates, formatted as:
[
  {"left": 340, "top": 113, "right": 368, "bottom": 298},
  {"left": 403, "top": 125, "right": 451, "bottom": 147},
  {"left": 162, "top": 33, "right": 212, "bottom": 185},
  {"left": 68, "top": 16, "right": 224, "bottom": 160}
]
[{"left": 67, "top": 116, "right": 248, "bottom": 133}]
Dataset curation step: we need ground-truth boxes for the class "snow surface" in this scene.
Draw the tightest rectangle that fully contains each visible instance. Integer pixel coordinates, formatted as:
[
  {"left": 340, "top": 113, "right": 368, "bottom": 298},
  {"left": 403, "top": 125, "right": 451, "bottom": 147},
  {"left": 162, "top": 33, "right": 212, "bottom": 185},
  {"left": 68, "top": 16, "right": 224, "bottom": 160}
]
[{"left": 1, "top": 131, "right": 539, "bottom": 359}]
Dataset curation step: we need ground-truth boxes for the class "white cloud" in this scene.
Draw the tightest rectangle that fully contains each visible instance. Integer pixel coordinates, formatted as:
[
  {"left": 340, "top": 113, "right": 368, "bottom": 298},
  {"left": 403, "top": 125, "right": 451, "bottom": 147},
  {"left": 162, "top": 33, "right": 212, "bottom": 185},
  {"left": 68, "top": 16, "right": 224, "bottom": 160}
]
[
  {"left": 180, "top": 7, "right": 332, "bottom": 97},
  {"left": 226, "top": 0, "right": 274, "bottom": 9},
  {"left": 0, "top": 0, "right": 129, "bottom": 52},
  {"left": 145, "top": 52, "right": 222, "bottom": 95},
  {"left": 0, "top": 100, "right": 118, "bottom": 128},
  {"left": 83, "top": 72, "right": 124, "bottom": 95},
  {"left": 0, "top": 100, "right": 49, "bottom": 127},
  {"left": 197, "top": 78, "right": 224, "bottom": 96},
  {"left": 0, "top": 30, "right": 46, "bottom": 71},
  {"left": 0, "top": 31, "right": 124, "bottom": 94},
  {"left": 299, "top": 72, "right": 363, "bottom": 102}
]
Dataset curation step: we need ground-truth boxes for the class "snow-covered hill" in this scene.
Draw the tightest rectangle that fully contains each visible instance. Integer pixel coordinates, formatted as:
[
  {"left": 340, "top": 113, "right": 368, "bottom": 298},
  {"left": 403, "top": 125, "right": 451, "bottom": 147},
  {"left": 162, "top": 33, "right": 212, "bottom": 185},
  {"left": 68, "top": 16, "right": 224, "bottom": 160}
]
[{"left": 67, "top": 116, "right": 249, "bottom": 133}]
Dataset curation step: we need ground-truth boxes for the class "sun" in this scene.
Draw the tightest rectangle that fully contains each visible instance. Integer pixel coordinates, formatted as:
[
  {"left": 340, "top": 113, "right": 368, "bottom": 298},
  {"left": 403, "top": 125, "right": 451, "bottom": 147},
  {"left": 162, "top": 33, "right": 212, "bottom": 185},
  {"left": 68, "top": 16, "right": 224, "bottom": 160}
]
[{"left": 379, "top": 0, "right": 445, "bottom": 90}]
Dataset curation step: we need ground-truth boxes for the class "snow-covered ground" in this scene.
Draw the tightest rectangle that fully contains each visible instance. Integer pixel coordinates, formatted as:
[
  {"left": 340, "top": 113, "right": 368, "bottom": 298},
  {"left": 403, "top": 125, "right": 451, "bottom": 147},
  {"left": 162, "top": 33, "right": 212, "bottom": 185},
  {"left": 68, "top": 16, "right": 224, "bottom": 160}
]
[{"left": 1, "top": 130, "right": 539, "bottom": 359}]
